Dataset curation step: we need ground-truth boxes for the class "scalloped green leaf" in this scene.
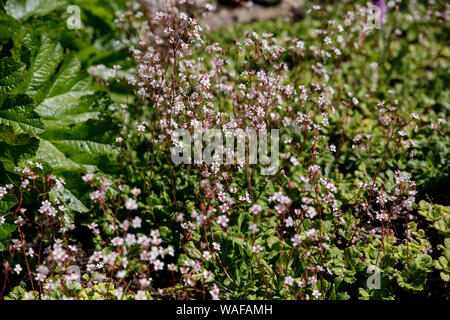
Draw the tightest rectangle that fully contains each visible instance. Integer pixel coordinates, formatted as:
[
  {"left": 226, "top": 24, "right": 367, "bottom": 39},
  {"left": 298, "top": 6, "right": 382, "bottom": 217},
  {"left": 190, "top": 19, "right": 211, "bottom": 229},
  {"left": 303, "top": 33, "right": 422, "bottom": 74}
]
[{"left": 415, "top": 254, "right": 433, "bottom": 271}]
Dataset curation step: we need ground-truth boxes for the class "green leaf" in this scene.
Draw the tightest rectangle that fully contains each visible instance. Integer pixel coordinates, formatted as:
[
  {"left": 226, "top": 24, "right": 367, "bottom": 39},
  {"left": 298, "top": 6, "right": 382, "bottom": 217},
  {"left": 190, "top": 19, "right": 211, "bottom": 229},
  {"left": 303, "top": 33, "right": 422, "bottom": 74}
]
[
  {"left": 445, "top": 238, "right": 450, "bottom": 249},
  {"left": 0, "top": 222, "right": 16, "bottom": 251},
  {"left": 336, "top": 292, "right": 351, "bottom": 300},
  {"left": 5, "top": 0, "right": 67, "bottom": 21},
  {"left": 237, "top": 211, "right": 246, "bottom": 232},
  {"left": 19, "top": 34, "right": 65, "bottom": 103},
  {"left": 440, "top": 272, "right": 450, "bottom": 282},
  {"left": 49, "top": 185, "right": 89, "bottom": 213},
  {"left": 0, "top": 200, "right": 16, "bottom": 215},
  {"left": 418, "top": 201, "right": 450, "bottom": 236},
  {"left": 435, "top": 256, "right": 448, "bottom": 270},
  {"left": 46, "top": 53, "right": 92, "bottom": 99},
  {"left": 266, "top": 235, "right": 281, "bottom": 250},
  {"left": 0, "top": 12, "right": 21, "bottom": 42},
  {"left": 415, "top": 254, "right": 433, "bottom": 271},
  {"left": 36, "top": 115, "right": 118, "bottom": 170},
  {"left": 0, "top": 124, "right": 39, "bottom": 170},
  {"left": 5, "top": 33, "right": 119, "bottom": 212},
  {"left": 0, "top": 94, "right": 44, "bottom": 135},
  {"left": 0, "top": 57, "right": 25, "bottom": 94},
  {"left": 22, "top": 37, "right": 116, "bottom": 172},
  {"left": 418, "top": 200, "right": 449, "bottom": 222}
]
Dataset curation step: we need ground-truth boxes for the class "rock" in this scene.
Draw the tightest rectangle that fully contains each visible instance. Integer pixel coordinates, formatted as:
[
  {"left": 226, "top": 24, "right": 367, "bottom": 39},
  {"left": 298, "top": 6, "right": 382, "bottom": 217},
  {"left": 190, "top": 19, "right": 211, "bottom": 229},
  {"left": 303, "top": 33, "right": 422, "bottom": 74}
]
[{"left": 202, "top": 0, "right": 305, "bottom": 31}]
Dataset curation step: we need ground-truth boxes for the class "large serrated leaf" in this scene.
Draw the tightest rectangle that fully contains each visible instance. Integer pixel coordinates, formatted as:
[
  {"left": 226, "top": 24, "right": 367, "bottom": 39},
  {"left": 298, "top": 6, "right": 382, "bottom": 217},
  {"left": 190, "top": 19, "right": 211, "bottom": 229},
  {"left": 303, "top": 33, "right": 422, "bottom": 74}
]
[
  {"left": 5, "top": 0, "right": 67, "bottom": 21},
  {"left": 19, "top": 34, "right": 65, "bottom": 103},
  {"left": 0, "top": 94, "right": 44, "bottom": 135},
  {"left": 35, "top": 96, "right": 118, "bottom": 171},
  {"left": 11, "top": 33, "right": 119, "bottom": 213},
  {"left": 0, "top": 124, "right": 39, "bottom": 170},
  {"left": 0, "top": 57, "right": 25, "bottom": 94},
  {"left": 47, "top": 52, "right": 92, "bottom": 98},
  {"left": 17, "top": 34, "right": 117, "bottom": 173},
  {"left": 0, "top": 27, "right": 118, "bottom": 213},
  {"left": 36, "top": 81, "right": 98, "bottom": 122}
]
